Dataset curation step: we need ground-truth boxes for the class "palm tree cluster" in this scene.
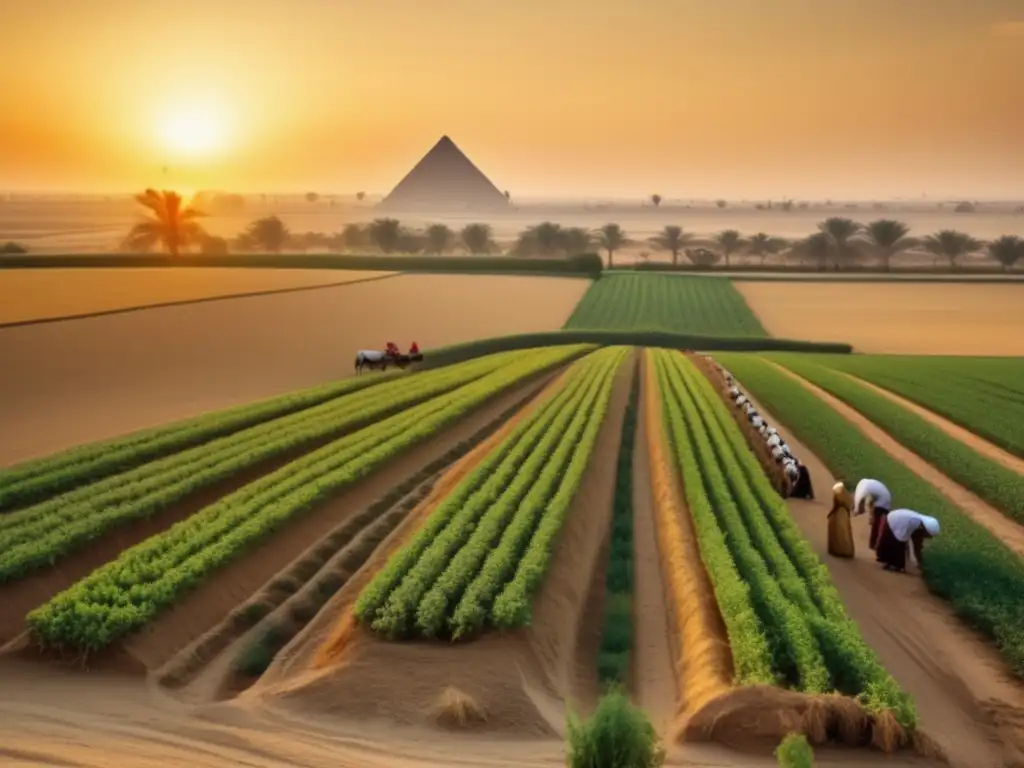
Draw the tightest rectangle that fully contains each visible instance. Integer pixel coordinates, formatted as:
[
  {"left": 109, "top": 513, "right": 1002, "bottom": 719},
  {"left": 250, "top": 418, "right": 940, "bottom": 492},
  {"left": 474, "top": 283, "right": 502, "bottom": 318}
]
[{"left": 117, "top": 190, "right": 1023, "bottom": 271}]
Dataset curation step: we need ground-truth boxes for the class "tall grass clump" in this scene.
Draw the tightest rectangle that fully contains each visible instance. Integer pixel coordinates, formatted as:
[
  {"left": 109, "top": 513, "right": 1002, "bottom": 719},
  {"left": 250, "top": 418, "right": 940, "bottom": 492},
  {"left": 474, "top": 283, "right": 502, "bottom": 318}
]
[
  {"left": 566, "top": 689, "right": 664, "bottom": 768},
  {"left": 597, "top": 364, "right": 639, "bottom": 684},
  {"left": 775, "top": 733, "right": 815, "bottom": 767}
]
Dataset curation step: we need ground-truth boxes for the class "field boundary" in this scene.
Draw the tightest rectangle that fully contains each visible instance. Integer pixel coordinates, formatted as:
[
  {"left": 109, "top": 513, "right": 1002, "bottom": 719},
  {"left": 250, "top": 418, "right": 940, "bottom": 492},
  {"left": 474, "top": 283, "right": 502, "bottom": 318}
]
[
  {"left": 0, "top": 272, "right": 401, "bottom": 329},
  {"left": 0, "top": 253, "right": 603, "bottom": 278},
  {"left": 425, "top": 332, "right": 852, "bottom": 366}
]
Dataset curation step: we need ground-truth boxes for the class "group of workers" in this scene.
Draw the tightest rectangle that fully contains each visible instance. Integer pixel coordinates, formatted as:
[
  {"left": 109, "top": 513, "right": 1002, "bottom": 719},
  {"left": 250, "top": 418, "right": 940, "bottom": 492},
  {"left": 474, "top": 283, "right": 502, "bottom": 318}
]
[
  {"left": 719, "top": 364, "right": 814, "bottom": 499},
  {"left": 828, "top": 478, "right": 940, "bottom": 573}
]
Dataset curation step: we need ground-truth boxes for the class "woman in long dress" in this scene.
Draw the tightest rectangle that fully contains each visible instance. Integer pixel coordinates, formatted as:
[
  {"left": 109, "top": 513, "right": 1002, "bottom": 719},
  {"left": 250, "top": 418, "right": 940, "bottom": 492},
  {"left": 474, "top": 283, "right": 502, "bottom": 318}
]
[
  {"left": 875, "top": 509, "right": 940, "bottom": 572},
  {"left": 827, "top": 482, "right": 856, "bottom": 558},
  {"left": 853, "top": 478, "right": 892, "bottom": 554}
]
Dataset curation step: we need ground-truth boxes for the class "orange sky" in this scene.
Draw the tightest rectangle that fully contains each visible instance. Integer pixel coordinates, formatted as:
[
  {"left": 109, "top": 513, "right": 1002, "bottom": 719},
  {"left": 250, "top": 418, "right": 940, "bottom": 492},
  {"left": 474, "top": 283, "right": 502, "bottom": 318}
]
[{"left": 2, "top": 0, "right": 1022, "bottom": 199}]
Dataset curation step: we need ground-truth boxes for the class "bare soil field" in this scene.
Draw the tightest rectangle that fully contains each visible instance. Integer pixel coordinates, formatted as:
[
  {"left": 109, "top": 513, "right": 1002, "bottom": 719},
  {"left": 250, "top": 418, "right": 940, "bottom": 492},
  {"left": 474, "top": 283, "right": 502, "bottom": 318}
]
[
  {"left": 0, "top": 273, "right": 589, "bottom": 466},
  {"left": 738, "top": 282, "right": 1024, "bottom": 355},
  {"left": 0, "top": 267, "right": 396, "bottom": 324}
]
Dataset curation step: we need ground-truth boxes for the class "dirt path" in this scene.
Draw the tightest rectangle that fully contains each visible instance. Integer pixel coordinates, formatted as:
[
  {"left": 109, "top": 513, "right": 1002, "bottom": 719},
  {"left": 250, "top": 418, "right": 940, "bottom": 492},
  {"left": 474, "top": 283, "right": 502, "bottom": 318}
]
[
  {"left": 630, "top": 363, "right": 679, "bottom": 734},
  {"left": 766, "top": 361, "right": 1024, "bottom": 560},
  {"left": 732, "top": 382, "right": 1024, "bottom": 768},
  {"left": 841, "top": 372, "right": 1024, "bottom": 476}
]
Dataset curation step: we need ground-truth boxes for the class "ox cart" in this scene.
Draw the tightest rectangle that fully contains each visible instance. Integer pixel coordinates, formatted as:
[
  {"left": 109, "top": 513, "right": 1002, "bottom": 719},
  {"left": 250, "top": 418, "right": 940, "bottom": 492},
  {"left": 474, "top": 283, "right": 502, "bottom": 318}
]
[{"left": 355, "top": 348, "right": 424, "bottom": 374}]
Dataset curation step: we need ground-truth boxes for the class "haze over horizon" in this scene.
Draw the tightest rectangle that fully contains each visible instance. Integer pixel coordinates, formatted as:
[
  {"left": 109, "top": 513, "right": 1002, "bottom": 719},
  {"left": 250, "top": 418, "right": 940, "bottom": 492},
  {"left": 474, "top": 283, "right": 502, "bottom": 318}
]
[{"left": 3, "top": 0, "right": 1022, "bottom": 200}]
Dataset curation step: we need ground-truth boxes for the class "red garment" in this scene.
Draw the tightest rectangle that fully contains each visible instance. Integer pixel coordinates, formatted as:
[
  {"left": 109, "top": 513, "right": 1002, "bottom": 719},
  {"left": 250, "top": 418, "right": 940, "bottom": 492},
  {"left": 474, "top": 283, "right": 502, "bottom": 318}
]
[{"left": 410, "top": 342, "right": 420, "bottom": 354}]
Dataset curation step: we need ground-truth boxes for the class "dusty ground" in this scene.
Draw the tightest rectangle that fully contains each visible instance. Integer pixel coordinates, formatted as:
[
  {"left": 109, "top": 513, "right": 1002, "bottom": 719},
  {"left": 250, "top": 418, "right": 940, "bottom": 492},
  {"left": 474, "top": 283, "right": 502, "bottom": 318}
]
[
  {"left": 733, "top": 382, "right": 1024, "bottom": 768},
  {"left": 738, "top": 282, "right": 1024, "bottom": 355},
  {"left": 0, "top": 268, "right": 397, "bottom": 325},
  {"left": 0, "top": 273, "right": 590, "bottom": 466}
]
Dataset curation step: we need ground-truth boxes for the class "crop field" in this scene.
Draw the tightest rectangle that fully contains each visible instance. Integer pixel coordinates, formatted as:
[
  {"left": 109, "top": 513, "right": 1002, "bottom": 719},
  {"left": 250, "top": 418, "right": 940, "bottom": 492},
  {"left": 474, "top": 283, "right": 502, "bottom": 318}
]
[
  {"left": 4, "top": 331, "right": 1024, "bottom": 767},
  {"left": 646, "top": 350, "right": 916, "bottom": 741},
  {"left": 799, "top": 354, "right": 1024, "bottom": 458},
  {"left": 717, "top": 354, "right": 1024, "bottom": 681},
  {"left": 563, "top": 273, "right": 768, "bottom": 337}
]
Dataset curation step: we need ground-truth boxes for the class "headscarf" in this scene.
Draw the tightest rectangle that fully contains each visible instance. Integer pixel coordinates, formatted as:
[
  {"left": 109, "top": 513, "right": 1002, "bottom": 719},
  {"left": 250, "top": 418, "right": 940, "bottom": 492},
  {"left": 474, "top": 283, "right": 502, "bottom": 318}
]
[
  {"left": 886, "top": 509, "right": 940, "bottom": 542},
  {"left": 767, "top": 435, "right": 782, "bottom": 449}
]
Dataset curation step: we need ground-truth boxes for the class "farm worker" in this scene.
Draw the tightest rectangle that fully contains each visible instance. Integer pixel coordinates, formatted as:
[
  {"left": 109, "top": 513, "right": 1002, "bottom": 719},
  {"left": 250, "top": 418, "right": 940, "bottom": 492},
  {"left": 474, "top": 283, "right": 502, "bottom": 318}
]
[
  {"left": 767, "top": 434, "right": 782, "bottom": 449},
  {"left": 853, "top": 478, "right": 892, "bottom": 553},
  {"left": 386, "top": 341, "right": 399, "bottom": 356},
  {"left": 751, "top": 415, "right": 765, "bottom": 429},
  {"left": 875, "top": 509, "right": 940, "bottom": 573},
  {"left": 409, "top": 341, "right": 420, "bottom": 355},
  {"left": 826, "top": 482, "right": 856, "bottom": 557},
  {"left": 770, "top": 445, "right": 785, "bottom": 463}
]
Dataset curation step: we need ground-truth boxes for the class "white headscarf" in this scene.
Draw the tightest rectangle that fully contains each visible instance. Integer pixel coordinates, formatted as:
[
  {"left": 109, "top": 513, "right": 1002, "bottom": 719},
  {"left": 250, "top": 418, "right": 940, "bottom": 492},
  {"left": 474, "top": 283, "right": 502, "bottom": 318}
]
[
  {"left": 886, "top": 509, "right": 940, "bottom": 542},
  {"left": 767, "top": 435, "right": 782, "bottom": 448}
]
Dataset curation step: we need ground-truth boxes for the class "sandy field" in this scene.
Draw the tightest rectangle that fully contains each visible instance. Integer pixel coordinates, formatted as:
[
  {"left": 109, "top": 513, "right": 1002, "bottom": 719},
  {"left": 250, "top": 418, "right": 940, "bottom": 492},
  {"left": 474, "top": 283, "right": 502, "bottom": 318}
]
[
  {"left": 738, "top": 282, "right": 1024, "bottom": 355},
  {"left": 0, "top": 273, "right": 589, "bottom": 466},
  {"left": 0, "top": 268, "right": 396, "bottom": 325}
]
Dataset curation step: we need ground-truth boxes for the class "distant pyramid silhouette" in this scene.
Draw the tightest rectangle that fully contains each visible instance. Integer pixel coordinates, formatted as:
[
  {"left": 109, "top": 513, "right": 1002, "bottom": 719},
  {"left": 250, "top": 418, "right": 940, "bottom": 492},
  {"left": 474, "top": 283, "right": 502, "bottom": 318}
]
[{"left": 377, "top": 136, "right": 510, "bottom": 213}]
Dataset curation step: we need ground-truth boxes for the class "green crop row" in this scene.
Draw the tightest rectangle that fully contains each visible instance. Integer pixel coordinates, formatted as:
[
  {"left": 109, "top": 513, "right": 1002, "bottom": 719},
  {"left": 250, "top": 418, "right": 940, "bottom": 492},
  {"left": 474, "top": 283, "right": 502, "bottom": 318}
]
[
  {"left": 0, "top": 371, "right": 405, "bottom": 511},
  {"left": 598, "top": 361, "right": 639, "bottom": 686},
  {"left": 715, "top": 353, "right": 1024, "bottom": 679},
  {"left": 0, "top": 349, "right": 578, "bottom": 583},
  {"left": 25, "top": 346, "right": 581, "bottom": 652},
  {"left": 353, "top": 353, "right": 599, "bottom": 628},
  {"left": 800, "top": 354, "right": 1024, "bottom": 459},
  {"left": 675, "top": 355, "right": 915, "bottom": 725},
  {"left": 657, "top": 352, "right": 830, "bottom": 693},
  {"left": 564, "top": 274, "right": 768, "bottom": 337},
  {"left": 356, "top": 347, "right": 627, "bottom": 640},
  {"left": 364, "top": 352, "right": 604, "bottom": 638},
  {"left": 767, "top": 355, "right": 1024, "bottom": 526},
  {"left": 651, "top": 351, "right": 776, "bottom": 687}
]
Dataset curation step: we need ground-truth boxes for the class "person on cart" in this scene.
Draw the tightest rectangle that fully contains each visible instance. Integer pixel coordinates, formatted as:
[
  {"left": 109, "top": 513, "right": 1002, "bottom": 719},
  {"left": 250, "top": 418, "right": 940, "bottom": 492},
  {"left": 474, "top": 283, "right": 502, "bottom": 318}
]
[
  {"left": 409, "top": 341, "right": 420, "bottom": 356},
  {"left": 385, "top": 341, "right": 400, "bottom": 358}
]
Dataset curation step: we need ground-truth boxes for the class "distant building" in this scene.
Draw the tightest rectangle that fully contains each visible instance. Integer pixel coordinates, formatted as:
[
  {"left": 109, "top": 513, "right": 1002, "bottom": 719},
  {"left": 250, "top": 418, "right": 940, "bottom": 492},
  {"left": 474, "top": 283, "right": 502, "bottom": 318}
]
[{"left": 376, "top": 136, "right": 510, "bottom": 213}]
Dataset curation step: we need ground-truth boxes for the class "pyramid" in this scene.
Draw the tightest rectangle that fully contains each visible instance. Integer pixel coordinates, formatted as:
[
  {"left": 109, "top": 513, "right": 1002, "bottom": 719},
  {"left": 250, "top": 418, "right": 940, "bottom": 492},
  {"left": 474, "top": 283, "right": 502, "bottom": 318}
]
[{"left": 377, "top": 136, "right": 510, "bottom": 213}]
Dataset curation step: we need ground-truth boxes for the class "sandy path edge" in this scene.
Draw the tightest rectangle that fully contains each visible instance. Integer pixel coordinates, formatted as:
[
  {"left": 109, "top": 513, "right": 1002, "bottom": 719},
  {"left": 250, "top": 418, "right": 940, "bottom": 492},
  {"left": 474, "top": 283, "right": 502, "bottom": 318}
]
[
  {"left": 840, "top": 371, "right": 1024, "bottom": 476},
  {"left": 631, "top": 356, "right": 680, "bottom": 734},
  {"left": 764, "top": 360, "right": 1024, "bottom": 560},
  {"left": 724, "top": 363, "right": 1024, "bottom": 768}
]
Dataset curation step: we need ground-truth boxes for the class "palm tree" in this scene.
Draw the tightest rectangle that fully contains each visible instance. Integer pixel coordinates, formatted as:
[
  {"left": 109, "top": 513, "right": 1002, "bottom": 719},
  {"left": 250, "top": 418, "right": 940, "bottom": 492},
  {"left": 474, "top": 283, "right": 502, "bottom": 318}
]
[
  {"left": 122, "top": 189, "right": 207, "bottom": 256},
  {"left": 461, "top": 223, "right": 494, "bottom": 254},
  {"left": 425, "top": 223, "right": 454, "bottom": 254},
  {"left": 860, "top": 219, "right": 914, "bottom": 271},
  {"left": 651, "top": 194, "right": 662, "bottom": 208},
  {"left": 369, "top": 218, "right": 402, "bottom": 253},
  {"left": 747, "top": 232, "right": 789, "bottom": 266},
  {"left": 560, "top": 226, "right": 593, "bottom": 256},
  {"left": 713, "top": 229, "right": 746, "bottom": 268},
  {"left": 594, "top": 223, "right": 627, "bottom": 268},
  {"left": 818, "top": 217, "right": 863, "bottom": 270},
  {"left": 649, "top": 225, "right": 693, "bottom": 266},
  {"left": 244, "top": 215, "right": 290, "bottom": 253},
  {"left": 987, "top": 235, "right": 1023, "bottom": 272},
  {"left": 921, "top": 229, "right": 983, "bottom": 270}
]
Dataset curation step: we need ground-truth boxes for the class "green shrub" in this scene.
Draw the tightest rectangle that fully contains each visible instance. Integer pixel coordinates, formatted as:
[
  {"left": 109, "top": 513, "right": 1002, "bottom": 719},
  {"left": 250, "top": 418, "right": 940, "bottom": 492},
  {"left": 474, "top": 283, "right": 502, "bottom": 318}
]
[
  {"left": 775, "top": 733, "right": 814, "bottom": 768},
  {"left": 566, "top": 689, "right": 664, "bottom": 768}
]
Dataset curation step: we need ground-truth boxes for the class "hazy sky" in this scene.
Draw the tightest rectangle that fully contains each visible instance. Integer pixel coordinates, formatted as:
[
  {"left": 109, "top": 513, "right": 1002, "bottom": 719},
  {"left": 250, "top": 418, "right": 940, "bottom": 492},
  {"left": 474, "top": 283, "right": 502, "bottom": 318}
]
[{"left": 2, "top": 0, "right": 1022, "bottom": 199}]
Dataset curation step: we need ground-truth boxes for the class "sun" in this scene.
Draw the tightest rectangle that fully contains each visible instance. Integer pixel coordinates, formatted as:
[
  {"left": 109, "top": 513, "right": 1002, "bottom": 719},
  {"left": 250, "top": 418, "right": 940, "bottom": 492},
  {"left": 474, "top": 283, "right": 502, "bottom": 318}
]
[{"left": 157, "top": 104, "right": 228, "bottom": 158}]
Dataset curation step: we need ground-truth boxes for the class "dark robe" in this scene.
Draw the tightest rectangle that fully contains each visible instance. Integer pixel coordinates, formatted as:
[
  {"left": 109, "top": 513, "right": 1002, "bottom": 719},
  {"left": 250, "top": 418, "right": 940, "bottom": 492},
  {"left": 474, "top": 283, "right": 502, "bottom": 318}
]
[
  {"left": 790, "top": 465, "right": 814, "bottom": 499},
  {"left": 868, "top": 507, "right": 890, "bottom": 552},
  {"left": 875, "top": 515, "right": 908, "bottom": 572}
]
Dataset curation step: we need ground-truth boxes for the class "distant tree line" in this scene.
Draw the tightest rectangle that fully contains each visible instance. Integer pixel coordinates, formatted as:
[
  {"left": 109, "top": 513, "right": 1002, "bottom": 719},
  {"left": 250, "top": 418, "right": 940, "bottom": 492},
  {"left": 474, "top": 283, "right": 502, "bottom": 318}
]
[{"left": 90, "top": 190, "right": 1024, "bottom": 273}]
